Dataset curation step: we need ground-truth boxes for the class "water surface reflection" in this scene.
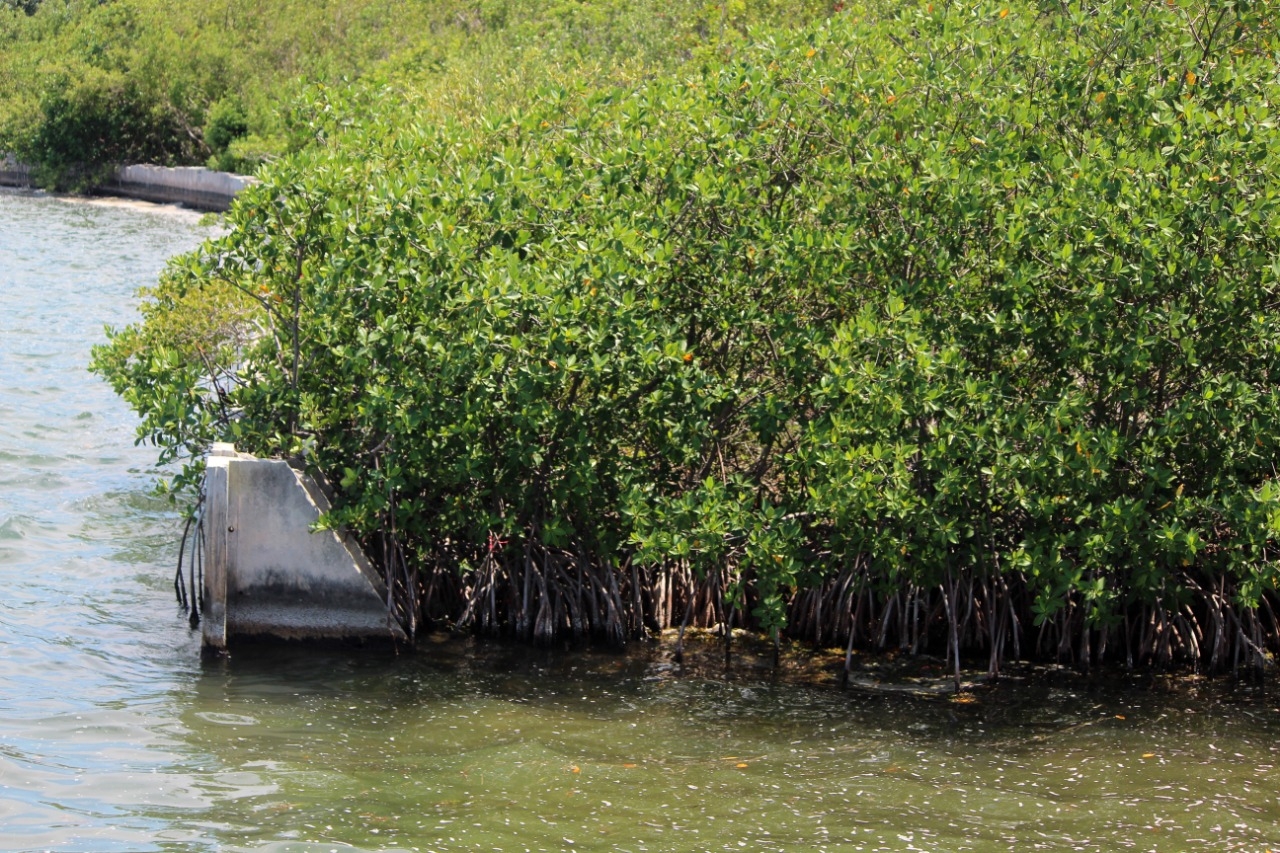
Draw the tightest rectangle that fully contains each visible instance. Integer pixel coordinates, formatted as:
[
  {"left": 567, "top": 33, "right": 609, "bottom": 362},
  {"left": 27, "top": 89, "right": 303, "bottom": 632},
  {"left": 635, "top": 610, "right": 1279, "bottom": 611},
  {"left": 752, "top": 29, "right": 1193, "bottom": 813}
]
[{"left": 1, "top": 189, "right": 1277, "bottom": 852}]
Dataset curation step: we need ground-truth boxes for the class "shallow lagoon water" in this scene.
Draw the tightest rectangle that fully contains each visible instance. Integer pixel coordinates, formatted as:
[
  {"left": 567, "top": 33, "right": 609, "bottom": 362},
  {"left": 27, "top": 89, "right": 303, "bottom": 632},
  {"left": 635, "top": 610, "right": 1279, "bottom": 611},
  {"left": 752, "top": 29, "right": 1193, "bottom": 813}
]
[{"left": 1, "top": 188, "right": 1279, "bottom": 852}]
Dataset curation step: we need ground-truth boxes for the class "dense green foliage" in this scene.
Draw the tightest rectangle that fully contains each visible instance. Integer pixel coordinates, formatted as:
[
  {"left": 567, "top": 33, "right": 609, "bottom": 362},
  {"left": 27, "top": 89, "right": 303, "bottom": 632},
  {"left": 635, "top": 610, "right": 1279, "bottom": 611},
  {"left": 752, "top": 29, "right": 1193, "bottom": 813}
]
[
  {"left": 0, "top": 0, "right": 830, "bottom": 187},
  {"left": 1, "top": 0, "right": 41, "bottom": 15},
  {"left": 95, "top": 0, "right": 1280, "bottom": 673}
]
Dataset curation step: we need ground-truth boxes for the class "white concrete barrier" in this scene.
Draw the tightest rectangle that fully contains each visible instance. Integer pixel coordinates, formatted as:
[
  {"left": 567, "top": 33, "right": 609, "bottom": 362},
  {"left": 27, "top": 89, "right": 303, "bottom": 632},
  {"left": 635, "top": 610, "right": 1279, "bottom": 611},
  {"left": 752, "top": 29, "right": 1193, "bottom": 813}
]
[
  {"left": 202, "top": 443, "right": 406, "bottom": 651},
  {"left": 105, "top": 164, "right": 255, "bottom": 211},
  {"left": 0, "top": 156, "right": 254, "bottom": 211}
]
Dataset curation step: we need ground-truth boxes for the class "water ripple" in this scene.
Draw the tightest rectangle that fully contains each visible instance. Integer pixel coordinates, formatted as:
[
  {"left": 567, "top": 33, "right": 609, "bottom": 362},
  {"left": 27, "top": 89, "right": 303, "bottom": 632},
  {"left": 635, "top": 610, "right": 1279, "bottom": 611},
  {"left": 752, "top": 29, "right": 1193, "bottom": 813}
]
[
  {"left": 4, "top": 189, "right": 1280, "bottom": 853},
  {"left": 0, "top": 189, "right": 213, "bottom": 850}
]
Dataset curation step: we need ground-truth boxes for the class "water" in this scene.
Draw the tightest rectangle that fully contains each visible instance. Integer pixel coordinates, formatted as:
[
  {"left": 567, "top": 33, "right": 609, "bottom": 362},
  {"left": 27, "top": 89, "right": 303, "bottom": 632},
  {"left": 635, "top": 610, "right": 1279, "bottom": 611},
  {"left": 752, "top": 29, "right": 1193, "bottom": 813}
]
[{"left": 2, "top": 187, "right": 1280, "bottom": 853}]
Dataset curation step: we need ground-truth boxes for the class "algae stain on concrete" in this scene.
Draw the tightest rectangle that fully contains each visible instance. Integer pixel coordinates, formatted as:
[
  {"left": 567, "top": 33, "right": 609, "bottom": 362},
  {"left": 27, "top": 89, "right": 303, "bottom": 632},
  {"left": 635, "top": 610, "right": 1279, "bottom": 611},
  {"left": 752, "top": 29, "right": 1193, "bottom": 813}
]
[{"left": 202, "top": 443, "right": 404, "bottom": 651}]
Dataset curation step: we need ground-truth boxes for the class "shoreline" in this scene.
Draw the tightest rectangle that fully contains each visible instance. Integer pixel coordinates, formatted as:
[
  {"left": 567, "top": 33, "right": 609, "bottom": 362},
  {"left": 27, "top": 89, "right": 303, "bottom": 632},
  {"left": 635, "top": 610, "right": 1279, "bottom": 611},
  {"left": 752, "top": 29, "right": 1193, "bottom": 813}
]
[
  {"left": 299, "top": 626, "right": 1272, "bottom": 702},
  {"left": 0, "top": 157, "right": 253, "bottom": 212}
]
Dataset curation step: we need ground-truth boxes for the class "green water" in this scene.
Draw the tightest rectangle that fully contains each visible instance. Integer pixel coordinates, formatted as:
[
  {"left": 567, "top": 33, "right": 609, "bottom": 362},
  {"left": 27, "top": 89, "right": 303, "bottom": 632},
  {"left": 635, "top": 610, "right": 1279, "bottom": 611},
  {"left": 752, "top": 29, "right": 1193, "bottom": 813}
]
[
  {"left": 178, "top": 643, "right": 1280, "bottom": 853},
  {"left": 1, "top": 188, "right": 1278, "bottom": 852}
]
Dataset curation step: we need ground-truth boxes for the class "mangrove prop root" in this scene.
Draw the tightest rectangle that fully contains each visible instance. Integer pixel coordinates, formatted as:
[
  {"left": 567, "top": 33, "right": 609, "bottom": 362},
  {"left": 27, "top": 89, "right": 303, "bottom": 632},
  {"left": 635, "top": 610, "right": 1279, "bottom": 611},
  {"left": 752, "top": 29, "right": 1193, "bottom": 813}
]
[{"left": 350, "top": 533, "right": 1280, "bottom": 676}]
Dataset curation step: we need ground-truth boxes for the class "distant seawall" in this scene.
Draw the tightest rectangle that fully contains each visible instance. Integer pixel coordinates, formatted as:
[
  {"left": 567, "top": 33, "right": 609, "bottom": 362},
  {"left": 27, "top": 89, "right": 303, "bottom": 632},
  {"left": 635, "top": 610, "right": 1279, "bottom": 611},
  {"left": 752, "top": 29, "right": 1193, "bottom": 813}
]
[
  {"left": 0, "top": 157, "right": 253, "bottom": 212},
  {"left": 102, "top": 165, "right": 255, "bottom": 212},
  {"left": 0, "top": 156, "right": 33, "bottom": 189}
]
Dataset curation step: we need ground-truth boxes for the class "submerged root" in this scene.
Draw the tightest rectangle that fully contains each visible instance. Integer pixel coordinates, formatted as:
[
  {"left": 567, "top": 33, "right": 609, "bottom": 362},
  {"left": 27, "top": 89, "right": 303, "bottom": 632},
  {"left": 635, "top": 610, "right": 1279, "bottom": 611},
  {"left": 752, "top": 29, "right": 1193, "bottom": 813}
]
[{"left": 358, "top": 532, "right": 1279, "bottom": 676}]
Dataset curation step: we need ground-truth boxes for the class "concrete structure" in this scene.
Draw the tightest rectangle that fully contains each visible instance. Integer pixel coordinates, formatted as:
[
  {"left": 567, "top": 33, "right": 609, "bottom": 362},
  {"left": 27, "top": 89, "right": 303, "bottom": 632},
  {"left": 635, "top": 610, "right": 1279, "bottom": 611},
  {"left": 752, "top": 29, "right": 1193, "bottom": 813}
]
[
  {"left": 0, "top": 158, "right": 252, "bottom": 212},
  {"left": 0, "top": 155, "right": 34, "bottom": 188},
  {"left": 202, "top": 443, "right": 406, "bottom": 652},
  {"left": 102, "top": 164, "right": 254, "bottom": 212}
]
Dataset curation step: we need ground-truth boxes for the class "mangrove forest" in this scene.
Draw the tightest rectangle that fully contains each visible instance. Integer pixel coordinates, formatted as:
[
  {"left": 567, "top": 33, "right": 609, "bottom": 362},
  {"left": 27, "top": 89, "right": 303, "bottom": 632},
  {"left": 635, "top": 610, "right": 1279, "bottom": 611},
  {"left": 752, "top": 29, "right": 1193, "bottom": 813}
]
[{"left": 65, "top": 0, "right": 1280, "bottom": 679}]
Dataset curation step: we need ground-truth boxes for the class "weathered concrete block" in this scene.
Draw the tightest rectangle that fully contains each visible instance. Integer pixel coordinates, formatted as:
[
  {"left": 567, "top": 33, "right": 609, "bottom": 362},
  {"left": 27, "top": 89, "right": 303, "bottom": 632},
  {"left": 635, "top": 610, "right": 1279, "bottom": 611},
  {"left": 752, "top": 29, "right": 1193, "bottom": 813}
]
[
  {"left": 202, "top": 443, "right": 404, "bottom": 650},
  {"left": 202, "top": 456, "right": 230, "bottom": 651}
]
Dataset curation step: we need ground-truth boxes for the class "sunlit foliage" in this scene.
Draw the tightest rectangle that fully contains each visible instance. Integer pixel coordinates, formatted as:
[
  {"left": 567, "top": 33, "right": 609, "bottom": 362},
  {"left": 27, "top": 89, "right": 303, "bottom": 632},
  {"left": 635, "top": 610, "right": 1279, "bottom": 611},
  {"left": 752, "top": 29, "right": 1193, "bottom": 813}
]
[
  {"left": 94, "top": 0, "right": 1280, "bottom": 673},
  {"left": 0, "top": 0, "right": 831, "bottom": 187}
]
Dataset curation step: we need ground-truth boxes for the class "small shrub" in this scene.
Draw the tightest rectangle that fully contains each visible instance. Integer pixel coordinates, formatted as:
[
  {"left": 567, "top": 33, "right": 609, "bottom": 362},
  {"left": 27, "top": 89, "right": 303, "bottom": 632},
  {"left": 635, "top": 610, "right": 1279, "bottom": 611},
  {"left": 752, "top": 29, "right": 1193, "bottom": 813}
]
[{"left": 202, "top": 95, "right": 249, "bottom": 171}]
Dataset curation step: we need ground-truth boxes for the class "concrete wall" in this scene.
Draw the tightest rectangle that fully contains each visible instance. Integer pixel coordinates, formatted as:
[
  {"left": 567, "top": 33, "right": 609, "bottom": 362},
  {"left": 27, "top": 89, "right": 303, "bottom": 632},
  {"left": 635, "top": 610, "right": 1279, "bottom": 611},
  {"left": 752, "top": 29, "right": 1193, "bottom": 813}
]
[
  {"left": 102, "top": 164, "right": 255, "bottom": 212},
  {"left": 202, "top": 444, "right": 405, "bottom": 651},
  {"left": 0, "top": 157, "right": 253, "bottom": 212},
  {"left": 0, "top": 155, "right": 34, "bottom": 188}
]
